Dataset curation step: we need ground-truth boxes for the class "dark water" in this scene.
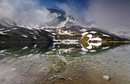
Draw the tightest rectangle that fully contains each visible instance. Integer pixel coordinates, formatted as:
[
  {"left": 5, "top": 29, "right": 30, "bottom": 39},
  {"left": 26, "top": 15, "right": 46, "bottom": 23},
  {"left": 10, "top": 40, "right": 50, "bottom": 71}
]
[{"left": 0, "top": 42, "right": 130, "bottom": 84}]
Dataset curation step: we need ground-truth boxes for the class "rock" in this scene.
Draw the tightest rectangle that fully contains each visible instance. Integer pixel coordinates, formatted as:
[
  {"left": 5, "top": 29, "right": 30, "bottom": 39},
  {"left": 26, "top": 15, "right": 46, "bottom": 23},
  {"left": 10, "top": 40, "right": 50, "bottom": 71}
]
[
  {"left": 103, "top": 75, "right": 111, "bottom": 81},
  {"left": 68, "top": 77, "right": 72, "bottom": 81},
  {"left": 47, "top": 76, "right": 65, "bottom": 82},
  {"left": 11, "top": 68, "right": 17, "bottom": 71},
  {"left": 47, "top": 75, "right": 58, "bottom": 81},
  {"left": 58, "top": 78, "right": 65, "bottom": 82}
]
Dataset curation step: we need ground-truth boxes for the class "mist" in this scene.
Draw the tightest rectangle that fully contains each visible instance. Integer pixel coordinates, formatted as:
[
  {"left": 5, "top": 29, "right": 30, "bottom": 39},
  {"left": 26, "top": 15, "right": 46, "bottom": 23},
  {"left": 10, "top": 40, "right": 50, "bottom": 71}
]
[
  {"left": 58, "top": 0, "right": 130, "bottom": 37},
  {"left": 0, "top": 0, "right": 59, "bottom": 28},
  {"left": 57, "top": 2, "right": 93, "bottom": 28},
  {"left": 86, "top": 0, "right": 130, "bottom": 37}
]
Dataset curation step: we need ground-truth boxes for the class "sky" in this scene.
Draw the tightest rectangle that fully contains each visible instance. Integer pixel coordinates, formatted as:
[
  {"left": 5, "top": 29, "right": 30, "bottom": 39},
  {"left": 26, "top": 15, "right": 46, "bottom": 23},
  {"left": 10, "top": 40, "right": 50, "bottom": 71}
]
[
  {"left": 0, "top": 0, "right": 130, "bottom": 37},
  {"left": 39, "top": 0, "right": 89, "bottom": 10},
  {"left": 38, "top": 0, "right": 90, "bottom": 17}
]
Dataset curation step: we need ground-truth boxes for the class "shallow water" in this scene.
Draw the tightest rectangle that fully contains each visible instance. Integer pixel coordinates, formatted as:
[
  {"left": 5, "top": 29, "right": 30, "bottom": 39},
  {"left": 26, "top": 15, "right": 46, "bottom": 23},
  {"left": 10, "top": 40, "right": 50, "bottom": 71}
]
[{"left": 0, "top": 42, "right": 130, "bottom": 84}]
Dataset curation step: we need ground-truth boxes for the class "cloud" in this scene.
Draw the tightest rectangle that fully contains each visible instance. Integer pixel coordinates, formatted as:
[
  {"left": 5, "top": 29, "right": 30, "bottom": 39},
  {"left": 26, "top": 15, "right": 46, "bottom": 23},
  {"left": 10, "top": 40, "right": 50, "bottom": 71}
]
[
  {"left": 57, "top": 3, "right": 92, "bottom": 28},
  {"left": 0, "top": 0, "right": 59, "bottom": 28},
  {"left": 86, "top": 0, "right": 130, "bottom": 36},
  {"left": 58, "top": 0, "right": 130, "bottom": 37},
  {"left": 0, "top": 0, "right": 130, "bottom": 37}
]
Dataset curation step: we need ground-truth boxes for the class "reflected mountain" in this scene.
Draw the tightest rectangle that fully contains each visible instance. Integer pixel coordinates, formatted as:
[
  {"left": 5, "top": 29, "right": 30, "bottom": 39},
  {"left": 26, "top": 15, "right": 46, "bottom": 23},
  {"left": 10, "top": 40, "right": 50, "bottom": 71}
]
[
  {"left": 0, "top": 43, "right": 52, "bottom": 59},
  {"left": 45, "top": 41, "right": 130, "bottom": 56},
  {"left": 0, "top": 41, "right": 129, "bottom": 59},
  {"left": 80, "top": 41, "right": 128, "bottom": 54}
]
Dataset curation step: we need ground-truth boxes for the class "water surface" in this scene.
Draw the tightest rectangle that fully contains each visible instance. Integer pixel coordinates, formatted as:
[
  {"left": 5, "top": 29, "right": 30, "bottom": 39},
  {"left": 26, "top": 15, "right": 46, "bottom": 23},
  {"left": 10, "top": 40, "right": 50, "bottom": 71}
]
[{"left": 0, "top": 42, "right": 130, "bottom": 84}]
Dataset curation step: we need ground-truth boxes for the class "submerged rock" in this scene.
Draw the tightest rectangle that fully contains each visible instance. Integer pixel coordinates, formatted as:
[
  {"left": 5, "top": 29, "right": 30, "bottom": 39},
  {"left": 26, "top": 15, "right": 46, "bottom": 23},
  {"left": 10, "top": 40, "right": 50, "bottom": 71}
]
[
  {"left": 47, "top": 75, "right": 58, "bottom": 81},
  {"left": 103, "top": 75, "right": 111, "bottom": 81},
  {"left": 58, "top": 78, "right": 65, "bottom": 82}
]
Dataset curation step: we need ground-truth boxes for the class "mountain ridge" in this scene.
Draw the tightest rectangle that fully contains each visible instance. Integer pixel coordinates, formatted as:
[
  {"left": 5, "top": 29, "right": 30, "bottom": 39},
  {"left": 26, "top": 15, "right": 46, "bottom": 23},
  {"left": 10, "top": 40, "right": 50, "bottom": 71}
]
[{"left": 0, "top": 8, "right": 130, "bottom": 43}]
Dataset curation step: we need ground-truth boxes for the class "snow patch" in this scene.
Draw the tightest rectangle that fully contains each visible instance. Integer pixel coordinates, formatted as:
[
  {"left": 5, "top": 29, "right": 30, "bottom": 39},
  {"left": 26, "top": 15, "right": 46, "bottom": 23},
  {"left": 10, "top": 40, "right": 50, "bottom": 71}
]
[
  {"left": 4, "top": 30, "right": 10, "bottom": 32},
  {"left": 22, "top": 35, "right": 28, "bottom": 38},
  {"left": 22, "top": 46, "right": 28, "bottom": 50},
  {"left": 102, "top": 34, "right": 110, "bottom": 37},
  {"left": 87, "top": 34, "right": 102, "bottom": 41},
  {"left": 81, "top": 47, "right": 88, "bottom": 52},
  {"left": 61, "top": 39, "right": 79, "bottom": 44},
  {"left": 58, "top": 29, "right": 72, "bottom": 35},
  {"left": 80, "top": 52, "right": 87, "bottom": 55},
  {"left": 102, "top": 46, "right": 110, "bottom": 50},
  {"left": 90, "top": 37, "right": 102, "bottom": 41},
  {"left": 34, "top": 44, "right": 37, "bottom": 48},
  {"left": 86, "top": 45, "right": 92, "bottom": 50},
  {"left": 33, "top": 36, "right": 37, "bottom": 40},
  {"left": 90, "top": 50, "right": 96, "bottom": 52},
  {"left": 80, "top": 29, "right": 87, "bottom": 32},
  {"left": 13, "top": 28, "right": 18, "bottom": 30},
  {"left": 86, "top": 42, "right": 102, "bottom": 50},
  {"left": 82, "top": 32, "right": 88, "bottom": 36},
  {"left": 0, "top": 31, "right": 5, "bottom": 35},
  {"left": 90, "top": 31, "right": 97, "bottom": 34},
  {"left": 89, "top": 42, "right": 102, "bottom": 47},
  {"left": 58, "top": 48, "right": 73, "bottom": 54},
  {"left": 0, "top": 50, "right": 7, "bottom": 54}
]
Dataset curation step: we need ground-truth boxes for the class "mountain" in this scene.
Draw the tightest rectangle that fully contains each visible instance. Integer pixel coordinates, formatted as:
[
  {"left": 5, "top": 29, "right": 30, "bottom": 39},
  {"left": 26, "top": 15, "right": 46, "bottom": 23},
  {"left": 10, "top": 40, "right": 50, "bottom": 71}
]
[
  {"left": 0, "top": 8, "right": 129, "bottom": 44},
  {"left": 0, "top": 24, "right": 53, "bottom": 44},
  {"left": 44, "top": 8, "right": 76, "bottom": 28},
  {"left": 47, "top": 8, "right": 66, "bottom": 22},
  {"left": 0, "top": 8, "right": 76, "bottom": 29},
  {"left": 44, "top": 26, "right": 129, "bottom": 42}
]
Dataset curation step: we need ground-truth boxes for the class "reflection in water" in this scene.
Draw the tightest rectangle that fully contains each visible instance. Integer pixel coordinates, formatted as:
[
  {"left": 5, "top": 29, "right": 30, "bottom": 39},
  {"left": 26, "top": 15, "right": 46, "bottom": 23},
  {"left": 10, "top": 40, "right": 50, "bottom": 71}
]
[
  {"left": 0, "top": 42, "right": 130, "bottom": 84},
  {"left": 0, "top": 41, "right": 125, "bottom": 58}
]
